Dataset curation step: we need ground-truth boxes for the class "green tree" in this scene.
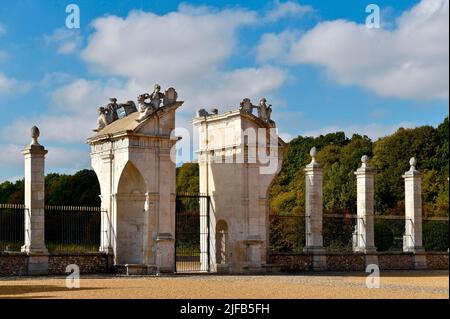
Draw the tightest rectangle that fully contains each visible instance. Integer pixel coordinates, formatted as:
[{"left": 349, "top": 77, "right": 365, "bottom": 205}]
[
  {"left": 176, "top": 162, "right": 199, "bottom": 194},
  {"left": 372, "top": 125, "right": 440, "bottom": 213}
]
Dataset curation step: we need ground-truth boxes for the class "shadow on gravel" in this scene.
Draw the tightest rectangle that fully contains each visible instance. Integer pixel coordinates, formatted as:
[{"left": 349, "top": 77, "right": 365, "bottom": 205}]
[
  {"left": 272, "top": 270, "right": 449, "bottom": 278},
  {"left": 0, "top": 285, "right": 102, "bottom": 298}
]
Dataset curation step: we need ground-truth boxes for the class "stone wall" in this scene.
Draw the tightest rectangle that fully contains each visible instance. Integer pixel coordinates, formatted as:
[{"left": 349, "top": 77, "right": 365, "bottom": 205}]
[
  {"left": 270, "top": 252, "right": 449, "bottom": 272},
  {"left": 48, "top": 253, "right": 113, "bottom": 275},
  {"left": 0, "top": 253, "right": 28, "bottom": 276},
  {"left": 378, "top": 253, "right": 414, "bottom": 270},
  {"left": 269, "top": 254, "right": 312, "bottom": 272},
  {"left": 326, "top": 253, "right": 365, "bottom": 271},
  {"left": 426, "top": 253, "right": 449, "bottom": 270},
  {"left": 0, "top": 252, "right": 113, "bottom": 276}
]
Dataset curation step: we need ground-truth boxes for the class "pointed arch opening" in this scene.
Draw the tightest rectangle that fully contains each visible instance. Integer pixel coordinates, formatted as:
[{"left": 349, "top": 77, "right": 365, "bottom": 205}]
[{"left": 116, "top": 161, "right": 148, "bottom": 265}]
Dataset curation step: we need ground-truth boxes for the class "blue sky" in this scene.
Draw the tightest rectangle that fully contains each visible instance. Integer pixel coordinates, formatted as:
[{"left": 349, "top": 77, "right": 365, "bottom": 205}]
[{"left": 0, "top": 0, "right": 448, "bottom": 181}]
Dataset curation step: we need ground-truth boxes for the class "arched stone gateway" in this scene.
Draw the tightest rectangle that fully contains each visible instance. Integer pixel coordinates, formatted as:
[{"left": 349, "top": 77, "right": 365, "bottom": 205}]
[
  {"left": 194, "top": 99, "right": 286, "bottom": 273},
  {"left": 87, "top": 88, "right": 183, "bottom": 275}
]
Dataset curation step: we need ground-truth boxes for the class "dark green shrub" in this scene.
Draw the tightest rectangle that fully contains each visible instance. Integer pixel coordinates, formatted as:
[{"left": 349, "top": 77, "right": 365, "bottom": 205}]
[
  {"left": 375, "top": 223, "right": 394, "bottom": 251},
  {"left": 423, "top": 221, "right": 449, "bottom": 252}
]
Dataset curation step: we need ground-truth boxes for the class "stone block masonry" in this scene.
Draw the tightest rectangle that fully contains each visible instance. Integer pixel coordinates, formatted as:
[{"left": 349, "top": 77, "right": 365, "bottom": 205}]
[
  {"left": 269, "top": 252, "right": 449, "bottom": 272},
  {"left": 0, "top": 252, "right": 113, "bottom": 276},
  {"left": 0, "top": 253, "right": 28, "bottom": 276}
]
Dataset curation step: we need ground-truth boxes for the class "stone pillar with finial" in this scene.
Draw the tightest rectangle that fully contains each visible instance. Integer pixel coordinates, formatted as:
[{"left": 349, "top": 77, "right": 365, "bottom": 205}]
[
  {"left": 304, "top": 147, "right": 326, "bottom": 270},
  {"left": 402, "top": 157, "right": 426, "bottom": 269},
  {"left": 353, "top": 155, "right": 378, "bottom": 267},
  {"left": 353, "top": 155, "right": 377, "bottom": 253},
  {"left": 21, "top": 126, "right": 49, "bottom": 274}
]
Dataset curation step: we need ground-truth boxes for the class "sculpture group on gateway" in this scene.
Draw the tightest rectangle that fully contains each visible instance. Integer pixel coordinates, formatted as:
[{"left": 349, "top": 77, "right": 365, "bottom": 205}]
[
  {"left": 196, "top": 97, "right": 275, "bottom": 127},
  {"left": 94, "top": 84, "right": 179, "bottom": 132},
  {"left": 87, "top": 84, "right": 284, "bottom": 274}
]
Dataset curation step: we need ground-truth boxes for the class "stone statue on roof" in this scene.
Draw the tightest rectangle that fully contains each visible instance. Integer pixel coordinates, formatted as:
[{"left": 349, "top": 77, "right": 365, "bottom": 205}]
[
  {"left": 94, "top": 107, "right": 109, "bottom": 132},
  {"left": 137, "top": 84, "right": 165, "bottom": 122},
  {"left": 240, "top": 98, "right": 256, "bottom": 115},
  {"left": 137, "top": 84, "right": 179, "bottom": 122},
  {"left": 106, "top": 98, "right": 119, "bottom": 122},
  {"left": 149, "top": 84, "right": 165, "bottom": 109},
  {"left": 258, "top": 97, "right": 273, "bottom": 124}
]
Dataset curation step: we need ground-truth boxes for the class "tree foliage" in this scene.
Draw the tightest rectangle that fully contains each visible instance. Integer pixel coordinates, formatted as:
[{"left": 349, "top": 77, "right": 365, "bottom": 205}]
[
  {"left": 269, "top": 118, "right": 449, "bottom": 219},
  {"left": 0, "top": 118, "right": 448, "bottom": 251},
  {"left": 176, "top": 162, "right": 199, "bottom": 194},
  {"left": 0, "top": 169, "right": 100, "bottom": 206}
]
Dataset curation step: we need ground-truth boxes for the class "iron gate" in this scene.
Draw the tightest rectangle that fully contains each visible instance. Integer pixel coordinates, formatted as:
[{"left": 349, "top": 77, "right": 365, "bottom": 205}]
[{"left": 175, "top": 193, "right": 210, "bottom": 272}]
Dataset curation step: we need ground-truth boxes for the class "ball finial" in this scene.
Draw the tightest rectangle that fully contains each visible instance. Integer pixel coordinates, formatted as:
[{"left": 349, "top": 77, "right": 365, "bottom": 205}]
[
  {"left": 310, "top": 147, "right": 317, "bottom": 162},
  {"left": 30, "top": 126, "right": 40, "bottom": 145},
  {"left": 409, "top": 157, "right": 417, "bottom": 170},
  {"left": 361, "top": 155, "right": 369, "bottom": 164}
]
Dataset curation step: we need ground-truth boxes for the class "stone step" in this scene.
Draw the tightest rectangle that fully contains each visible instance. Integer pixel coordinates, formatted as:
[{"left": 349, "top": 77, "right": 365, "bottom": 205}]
[{"left": 116, "top": 264, "right": 158, "bottom": 276}]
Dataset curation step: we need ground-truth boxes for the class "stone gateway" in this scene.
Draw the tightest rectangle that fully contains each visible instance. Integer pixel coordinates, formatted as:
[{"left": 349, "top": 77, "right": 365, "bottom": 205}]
[{"left": 87, "top": 85, "right": 183, "bottom": 274}]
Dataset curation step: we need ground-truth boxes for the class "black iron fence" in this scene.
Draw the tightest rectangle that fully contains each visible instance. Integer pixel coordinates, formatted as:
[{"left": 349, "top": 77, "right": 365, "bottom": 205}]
[
  {"left": 0, "top": 204, "right": 25, "bottom": 252},
  {"left": 269, "top": 212, "right": 356, "bottom": 253},
  {"left": 175, "top": 193, "right": 210, "bottom": 272},
  {"left": 45, "top": 205, "right": 102, "bottom": 253},
  {"left": 269, "top": 212, "right": 449, "bottom": 253}
]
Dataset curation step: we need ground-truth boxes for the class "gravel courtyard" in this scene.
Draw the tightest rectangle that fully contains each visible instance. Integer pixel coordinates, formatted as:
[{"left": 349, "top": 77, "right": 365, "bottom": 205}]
[{"left": 0, "top": 271, "right": 448, "bottom": 299}]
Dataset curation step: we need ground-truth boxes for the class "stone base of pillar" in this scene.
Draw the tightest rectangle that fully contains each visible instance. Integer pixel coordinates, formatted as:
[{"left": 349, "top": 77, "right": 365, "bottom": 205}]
[
  {"left": 124, "top": 264, "right": 158, "bottom": 275},
  {"left": 354, "top": 246, "right": 377, "bottom": 254},
  {"left": 21, "top": 245, "right": 48, "bottom": 255},
  {"left": 413, "top": 253, "right": 427, "bottom": 270},
  {"left": 403, "top": 236, "right": 425, "bottom": 254},
  {"left": 216, "top": 263, "right": 230, "bottom": 273},
  {"left": 365, "top": 254, "right": 379, "bottom": 268},
  {"left": 155, "top": 233, "right": 175, "bottom": 274},
  {"left": 27, "top": 254, "right": 49, "bottom": 275},
  {"left": 245, "top": 238, "right": 263, "bottom": 269},
  {"left": 99, "top": 246, "right": 114, "bottom": 255},
  {"left": 106, "top": 253, "right": 115, "bottom": 272},
  {"left": 311, "top": 254, "right": 327, "bottom": 271},
  {"left": 303, "top": 246, "right": 325, "bottom": 253},
  {"left": 303, "top": 247, "right": 327, "bottom": 271}
]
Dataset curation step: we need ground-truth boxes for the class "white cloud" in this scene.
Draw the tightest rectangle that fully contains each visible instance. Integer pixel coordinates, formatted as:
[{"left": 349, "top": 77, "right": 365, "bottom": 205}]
[
  {"left": 0, "top": 175, "right": 23, "bottom": 183},
  {"left": 260, "top": 0, "right": 449, "bottom": 100},
  {"left": 79, "top": 5, "right": 286, "bottom": 116},
  {"left": 3, "top": 4, "right": 288, "bottom": 175},
  {"left": 256, "top": 30, "right": 299, "bottom": 63},
  {"left": 82, "top": 6, "right": 257, "bottom": 84},
  {"left": 265, "top": 1, "right": 313, "bottom": 22},
  {"left": 1, "top": 77, "right": 141, "bottom": 145},
  {"left": 45, "top": 146, "right": 90, "bottom": 170},
  {"left": 0, "top": 144, "right": 22, "bottom": 166},
  {"left": 279, "top": 132, "right": 294, "bottom": 142},
  {"left": 44, "top": 28, "right": 83, "bottom": 55},
  {"left": 302, "top": 122, "right": 416, "bottom": 140},
  {"left": 0, "top": 143, "right": 89, "bottom": 180},
  {"left": 0, "top": 73, "right": 17, "bottom": 94}
]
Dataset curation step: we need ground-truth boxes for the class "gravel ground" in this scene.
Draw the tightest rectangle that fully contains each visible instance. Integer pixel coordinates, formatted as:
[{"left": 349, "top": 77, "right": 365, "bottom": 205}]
[{"left": 0, "top": 270, "right": 448, "bottom": 299}]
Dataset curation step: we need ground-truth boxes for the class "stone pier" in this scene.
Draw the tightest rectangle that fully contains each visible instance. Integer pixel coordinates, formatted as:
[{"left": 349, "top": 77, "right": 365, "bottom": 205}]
[
  {"left": 303, "top": 147, "right": 326, "bottom": 271},
  {"left": 402, "top": 157, "right": 426, "bottom": 269},
  {"left": 193, "top": 100, "right": 285, "bottom": 273},
  {"left": 353, "top": 155, "right": 378, "bottom": 266},
  {"left": 87, "top": 85, "right": 183, "bottom": 275},
  {"left": 21, "top": 126, "right": 49, "bottom": 275}
]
